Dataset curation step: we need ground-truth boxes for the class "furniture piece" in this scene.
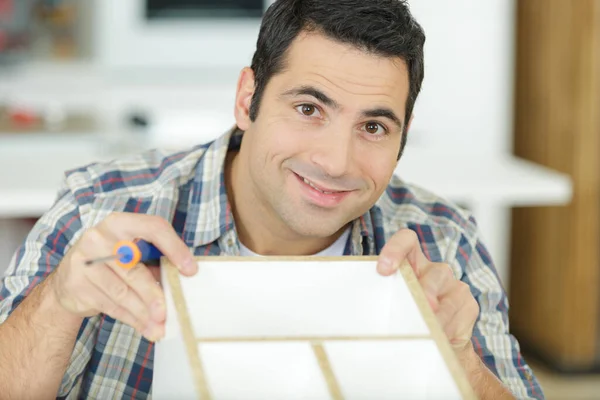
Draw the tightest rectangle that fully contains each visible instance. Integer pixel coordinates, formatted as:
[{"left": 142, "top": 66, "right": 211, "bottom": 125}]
[
  {"left": 510, "top": 0, "right": 600, "bottom": 372},
  {"left": 155, "top": 258, "right": 475, "bottom": 399}
]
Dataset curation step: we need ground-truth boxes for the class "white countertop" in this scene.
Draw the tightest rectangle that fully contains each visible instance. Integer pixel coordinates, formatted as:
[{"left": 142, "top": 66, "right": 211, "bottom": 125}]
[
  {"left": 396, "top": 147, "right": 572, "bottom": 206},
  {"left": 0, "top": 133, "right": 572, "bottom": 219}
]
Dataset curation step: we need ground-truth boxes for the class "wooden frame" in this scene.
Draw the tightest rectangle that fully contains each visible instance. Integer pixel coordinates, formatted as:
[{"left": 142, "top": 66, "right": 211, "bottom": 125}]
[{"left": 158, "top": 256, "right": 476, "bottom": 399}]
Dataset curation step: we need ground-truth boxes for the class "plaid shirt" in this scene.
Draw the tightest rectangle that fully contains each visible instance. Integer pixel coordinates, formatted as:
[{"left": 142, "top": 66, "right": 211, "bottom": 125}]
[{"left": 0, "top": 128, "right": 543, "bottom": 399}]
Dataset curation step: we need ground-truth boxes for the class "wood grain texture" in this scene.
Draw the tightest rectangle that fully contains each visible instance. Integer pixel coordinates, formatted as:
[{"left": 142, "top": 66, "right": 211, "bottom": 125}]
[{"left": 511, "top": 0, "right": 600, "bottom": 369}]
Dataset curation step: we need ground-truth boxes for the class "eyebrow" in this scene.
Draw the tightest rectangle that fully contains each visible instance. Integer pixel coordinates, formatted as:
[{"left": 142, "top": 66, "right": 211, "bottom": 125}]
[
  {"left": 281, "top": 85, "right": 404, "bottom": 130},
  {"left": 280, "top": 85, "right": 340, "bottom": 109}
]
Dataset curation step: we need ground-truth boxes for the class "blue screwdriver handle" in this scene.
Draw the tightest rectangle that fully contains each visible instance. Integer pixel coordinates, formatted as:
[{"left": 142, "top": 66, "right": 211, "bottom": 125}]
[{"left": 135, "top": 239, "right": 163, "bottom": 262}]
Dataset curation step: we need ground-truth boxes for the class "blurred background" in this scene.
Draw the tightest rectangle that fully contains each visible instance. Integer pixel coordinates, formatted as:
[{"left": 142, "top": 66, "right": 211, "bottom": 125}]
[{"left": 0, "top": 0, "right": 598, "bottom": 398}]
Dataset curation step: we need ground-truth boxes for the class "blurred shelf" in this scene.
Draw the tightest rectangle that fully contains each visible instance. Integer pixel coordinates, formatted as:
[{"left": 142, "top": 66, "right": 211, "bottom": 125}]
[
  {"left": 396, "top": 147, "right": 573, "bottom": 207},
  {"left": 0, "top": 133, "right": 113, "bottom": 218}
]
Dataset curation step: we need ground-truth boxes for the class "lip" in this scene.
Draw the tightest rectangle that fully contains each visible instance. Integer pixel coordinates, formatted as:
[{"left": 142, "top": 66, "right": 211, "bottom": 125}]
[{"left": 292, "top": 172, "right": 352, "bottom": 208}]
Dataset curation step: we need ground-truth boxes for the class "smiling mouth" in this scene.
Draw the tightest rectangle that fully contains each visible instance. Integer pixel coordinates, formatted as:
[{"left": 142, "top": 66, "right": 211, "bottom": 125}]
[{"left": 295, "top": 173, "right": 350, "bottom": 195}]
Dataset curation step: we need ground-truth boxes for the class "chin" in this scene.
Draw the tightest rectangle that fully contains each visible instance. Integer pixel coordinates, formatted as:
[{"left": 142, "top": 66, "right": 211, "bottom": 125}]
[
  {"left": 282, "top": 213, "right": 351, "bottom": 239},
  {"left": 293, "top": 225, "right": 341, "bottom": 239},
  {"left": 273, "top": 192, "right": 364, "bottom": 238}
]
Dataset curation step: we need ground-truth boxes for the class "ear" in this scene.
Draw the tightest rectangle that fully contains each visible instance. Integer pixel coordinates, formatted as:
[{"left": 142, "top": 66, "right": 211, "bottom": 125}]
[{"left": 234, "top": 67, "right": 256, "bottom": 131}]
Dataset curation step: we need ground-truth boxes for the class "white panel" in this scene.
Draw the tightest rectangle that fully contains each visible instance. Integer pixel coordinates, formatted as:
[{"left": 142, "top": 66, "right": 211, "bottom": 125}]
[
  {"left": 325, "top": 340, "right": 462, "bottom": 400},
  {"left": 201, "top": 342, "right": 332, "bottom": 400},
  {"left": 173, "top": 260, "right": 429, "bottom": 338},
  {"left": 153, "top": 334, "right": 197, "bottom": 399},
  {"left": 156, "top": 339, "right": 462, "bottom": 400}
]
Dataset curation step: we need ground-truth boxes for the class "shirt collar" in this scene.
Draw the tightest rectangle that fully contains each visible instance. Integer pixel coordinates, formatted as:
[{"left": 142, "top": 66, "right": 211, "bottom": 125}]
[
  {"left": 185, "top": 126, "right": 240, "bottom": 248},
  {"left": 347, "top": 210, "right": 377, "bottom": 255}
]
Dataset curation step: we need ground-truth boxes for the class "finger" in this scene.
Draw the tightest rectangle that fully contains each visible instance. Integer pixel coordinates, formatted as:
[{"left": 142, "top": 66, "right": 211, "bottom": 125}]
[
  {"left": 435, "top": 293, "right": 461, "bottom": 330},
  {"left": 82, "top": 223, "right": 166, "bottom": 320},
  {"left": 148, "top": 265, "right": 161, "bottom": 283},
  {"left": 78, "top": 225, "right": 115, "bottom": 262},
  {"left": 119, "top": 263, "right": 166, "bottom": 324},
  {"left": 377, "top": 229, "right": 429, "bottom": 276},
  {"left": 101, "top": 213, "right": 197, "bottom": 276},
  {"left": 78, "top": 230, "right": 160, "bottom": 325},
  {"left": 86, "top": 265, "right": 153, "bottom": 330},
  {"left": 419, "top": 263, "right": 455, "bottom": 309},
  {"left": 84, "top": 282, "right": 146, "bottom": 336},
  {"left": 99, "top": 258, "right": 165, "bottom": 323},
  {"left": 441, "top": 293, "right": 479, "bottom": 348},
  {"left": 435, "top": 282, "right": 476, "bottom": 332},
  {"left": 142, "top": 320, "right": 166, "bottom": 342}
]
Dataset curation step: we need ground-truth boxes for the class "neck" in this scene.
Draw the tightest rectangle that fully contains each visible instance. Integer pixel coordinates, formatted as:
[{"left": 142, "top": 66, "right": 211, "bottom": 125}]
[{"left": 225, "top": 151, "right": 348, "bottom": 256}]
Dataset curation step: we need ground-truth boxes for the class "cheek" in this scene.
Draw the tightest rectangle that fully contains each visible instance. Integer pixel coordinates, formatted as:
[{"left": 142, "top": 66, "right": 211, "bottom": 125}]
[
  {"left": 260, "top": 117, "right": 315, "bottom": 156},
  {"left": 358, "top": 151, "right": 398, "bottom": 192}
]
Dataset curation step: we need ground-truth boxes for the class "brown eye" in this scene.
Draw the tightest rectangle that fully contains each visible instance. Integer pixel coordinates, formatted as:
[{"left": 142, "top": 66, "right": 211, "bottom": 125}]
[
  {"left": 365, "top": 122, "right": 382, "bottom": 134},
  {"left": 296, "top": 104, "right": 318, "bottom": 117},
  {"left": 301, "top": 105, "right": 316, "bottom": 116}
]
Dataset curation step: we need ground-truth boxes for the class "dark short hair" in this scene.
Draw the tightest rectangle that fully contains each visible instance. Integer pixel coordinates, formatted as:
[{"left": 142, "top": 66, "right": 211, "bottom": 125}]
[{"left": 249, "top": 0, "right": 426, "bottom": 158}]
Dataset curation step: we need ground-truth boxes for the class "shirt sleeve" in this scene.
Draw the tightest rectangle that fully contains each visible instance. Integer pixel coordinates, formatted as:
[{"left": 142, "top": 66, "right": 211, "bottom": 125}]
[
  {"left": 0, "top": 187, "right": 84, "bottom": 324},
  {"left": 453, "top": 221, "right": 545, "bottom": 400},
  {"left": 0, "top": 185, "right": 90, "bottom": 398}
]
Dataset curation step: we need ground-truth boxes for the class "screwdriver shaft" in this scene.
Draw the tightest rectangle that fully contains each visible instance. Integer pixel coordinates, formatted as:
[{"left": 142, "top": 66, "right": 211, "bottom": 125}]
[{"left": 84, "top": 255, "right": 119, "bottom": 266}]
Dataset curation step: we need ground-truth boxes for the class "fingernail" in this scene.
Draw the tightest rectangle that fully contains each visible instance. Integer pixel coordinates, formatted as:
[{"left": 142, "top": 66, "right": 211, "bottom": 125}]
[
  {"left": 181, "top": 257, "right": 196, "bottom": 273},
  {"left": 143, "top": 323, "right": 164, "bottom": 342},
  {"left": 143, "top": 325, "right": 156, "bottom": 342},
  {"left": 379, "top": 256, "right": 392, "bottom": 268},
  {"left": 378, "top": 256, "right": 395, "bottom": 273},
  {"left": 152, "top": 301, "right": 166, "bottom": 322}
]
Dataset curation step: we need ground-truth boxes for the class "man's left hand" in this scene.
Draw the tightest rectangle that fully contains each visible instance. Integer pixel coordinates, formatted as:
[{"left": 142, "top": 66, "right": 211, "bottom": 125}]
[{"left": 377, "top": 229, "right": 480, "bottom": 354}]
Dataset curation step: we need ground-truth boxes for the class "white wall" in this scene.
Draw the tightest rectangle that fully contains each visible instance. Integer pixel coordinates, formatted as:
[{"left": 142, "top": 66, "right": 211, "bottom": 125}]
[
  {"left": 405, "top": 0, "right": 516, "bottom": 154},
  {"left": 93, "top": 0, "right": 517, "bottom": 155}
]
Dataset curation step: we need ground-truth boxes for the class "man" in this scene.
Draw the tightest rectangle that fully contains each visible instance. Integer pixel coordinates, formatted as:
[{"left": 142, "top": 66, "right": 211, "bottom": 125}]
[{"left": 0, "top": 0, "right": 542, "bottom": 399}]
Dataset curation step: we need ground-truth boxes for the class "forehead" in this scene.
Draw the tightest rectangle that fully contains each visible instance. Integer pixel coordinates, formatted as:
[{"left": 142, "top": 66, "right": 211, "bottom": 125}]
[{"left": 274, "top": 32, "right": 409, "bottom": 111}]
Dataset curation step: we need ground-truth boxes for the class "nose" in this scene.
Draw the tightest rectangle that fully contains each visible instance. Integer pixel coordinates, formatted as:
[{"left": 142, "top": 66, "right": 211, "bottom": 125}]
[{"left": 310, "top": 126, "right": 353, "bottom": 178}]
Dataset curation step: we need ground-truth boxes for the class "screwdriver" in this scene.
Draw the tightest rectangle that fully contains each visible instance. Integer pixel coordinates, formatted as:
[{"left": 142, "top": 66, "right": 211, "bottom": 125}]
[{"left": 85, "top": 239, "right": 163, "bottom": 269}]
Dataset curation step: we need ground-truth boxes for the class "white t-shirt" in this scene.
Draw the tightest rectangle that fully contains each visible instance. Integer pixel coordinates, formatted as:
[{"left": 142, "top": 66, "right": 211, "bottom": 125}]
[{"left": 239, "top": 228, "right": 351, "bottom": 257}]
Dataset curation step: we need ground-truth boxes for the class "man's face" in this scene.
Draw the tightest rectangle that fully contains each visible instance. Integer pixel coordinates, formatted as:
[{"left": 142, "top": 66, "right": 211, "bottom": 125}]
[{"left": 234, "top": 32, "right": 410, "bottom": 239}]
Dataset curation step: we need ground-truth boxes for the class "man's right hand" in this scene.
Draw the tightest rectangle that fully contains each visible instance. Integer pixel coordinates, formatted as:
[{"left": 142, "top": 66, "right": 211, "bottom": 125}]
[{"left": 46, "top": 212, "right": 197, "bottom": 342}]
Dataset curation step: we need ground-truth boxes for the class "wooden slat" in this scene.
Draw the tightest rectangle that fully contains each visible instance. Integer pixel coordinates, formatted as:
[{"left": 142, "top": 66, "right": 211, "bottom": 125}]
[
  {"left": 165, "top": 263, "right": 213, "bottom": 400},
  {"left": 398, "top": 263, "right": 477, "bottom": 400},
  {"left": 312, "top": 343, "right": 345, "bottom": 400},
  {"left": 196, "top": 335, "right": 432, "bottom": 343},
  {"left": 511, "top": 0, "right": 600, "bottom": 370}
]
